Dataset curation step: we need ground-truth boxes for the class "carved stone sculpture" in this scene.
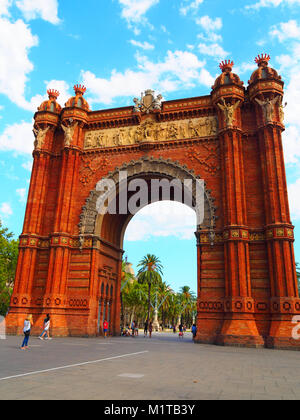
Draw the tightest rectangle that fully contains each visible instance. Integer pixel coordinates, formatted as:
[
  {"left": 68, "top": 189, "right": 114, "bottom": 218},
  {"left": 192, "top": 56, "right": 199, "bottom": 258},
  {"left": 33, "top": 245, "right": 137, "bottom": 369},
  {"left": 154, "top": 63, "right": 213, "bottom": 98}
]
[
  {"left": 62, "top": 121, "right": 78, "bottom": 146},
  {"left": 255, "top": 96, "right": 279, "bottom": 124},
  {"left": 84, "top": 116, "right": 218, "bottom": 149},
  {"left": 33, "top": 126, "right": 50, "bottom": 149},
  {"left": 217, "top": 99, "right": 240, "bottom": 128},
  {"left": 133, "top": 90, "right": 163, "bottom": 113}
]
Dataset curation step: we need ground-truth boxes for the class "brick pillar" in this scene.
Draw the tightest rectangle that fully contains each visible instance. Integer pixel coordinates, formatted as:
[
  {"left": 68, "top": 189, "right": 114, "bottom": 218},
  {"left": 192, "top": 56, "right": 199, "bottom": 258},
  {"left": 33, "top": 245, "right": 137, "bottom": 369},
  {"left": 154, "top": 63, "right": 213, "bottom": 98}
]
[
  {"left": 44, "top": 121, "right": 84, "bottom": 335},
  {"left": 247, "top": 53, "right": 300, "bottom": 349},
  {"left": 217, "top": 128, "right": 264, "bottom": 347},
  {"left": 195, "top": 231, "right": 225, "bottom": 344},
  {"left": 7, "top": 125, "right": 56, "bottom": 334},
  {"left": 258, "top": 125, "right": 300, "bottom": 349}
]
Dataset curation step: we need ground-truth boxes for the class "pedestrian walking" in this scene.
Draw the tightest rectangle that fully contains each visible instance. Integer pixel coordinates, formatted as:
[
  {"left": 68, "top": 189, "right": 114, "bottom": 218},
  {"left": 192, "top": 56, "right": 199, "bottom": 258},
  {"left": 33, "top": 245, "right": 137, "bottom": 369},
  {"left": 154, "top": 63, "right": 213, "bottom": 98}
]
[
  {"left": 179, "top": 323, "right": 184, "bottom": 339},
  {"left": 131, "top": 320, "right": 135, "bottom": 337},
  {"left": 144, "top": 321, "right": 148, "bottom": 337},
  {"left": 39, "top": 314, "right": 51, "bottom": 340},
  {"left": 20, "top": 314, "right": 33, "bottom": 350},
  {"left": 103, "top": 319, "right": 109, "bottom": 338},
  {"left": 135, "top": 322, "right": 139, "bottom": 336},
  {"left": 149, "top": 321, "right": 153, "bottom": 338},
  {"left": 192, "top": 323, "right": 197, "bottom": 339}
]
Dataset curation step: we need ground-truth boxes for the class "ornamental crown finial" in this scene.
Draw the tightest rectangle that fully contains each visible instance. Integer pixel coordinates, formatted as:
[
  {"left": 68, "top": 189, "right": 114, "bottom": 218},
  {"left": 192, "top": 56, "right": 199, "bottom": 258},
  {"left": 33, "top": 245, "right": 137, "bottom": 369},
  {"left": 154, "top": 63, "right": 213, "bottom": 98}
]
[
  {"left": 255, "top": 54, "right": 270, "bottom": 67},
  {"left": 219, "top": 60, "right": 234, "bottom": 72},
  {"left": 74, "top": 84, "right": 87, "bottom": 95},
  {"left": 47, "top": 89, "right": 60, "bottom": 99}
]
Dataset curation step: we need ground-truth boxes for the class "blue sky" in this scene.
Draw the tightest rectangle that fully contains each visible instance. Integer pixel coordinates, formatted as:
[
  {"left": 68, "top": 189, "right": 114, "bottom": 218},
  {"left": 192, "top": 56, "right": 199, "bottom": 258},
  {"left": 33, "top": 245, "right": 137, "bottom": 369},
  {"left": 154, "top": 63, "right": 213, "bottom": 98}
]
[{"left": 0, "top": 0, "right": 300, "bottom": 294}]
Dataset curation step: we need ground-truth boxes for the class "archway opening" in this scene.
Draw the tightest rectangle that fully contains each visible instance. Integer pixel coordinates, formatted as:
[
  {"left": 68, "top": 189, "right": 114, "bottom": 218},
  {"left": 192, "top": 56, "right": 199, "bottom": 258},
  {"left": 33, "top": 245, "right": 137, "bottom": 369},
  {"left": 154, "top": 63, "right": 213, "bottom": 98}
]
[
  {"left": 121, "top": 200, "right": 198, "bottom": 335},
  {"left": 81, "top": 157, "right": 216, "bottom": 337}
]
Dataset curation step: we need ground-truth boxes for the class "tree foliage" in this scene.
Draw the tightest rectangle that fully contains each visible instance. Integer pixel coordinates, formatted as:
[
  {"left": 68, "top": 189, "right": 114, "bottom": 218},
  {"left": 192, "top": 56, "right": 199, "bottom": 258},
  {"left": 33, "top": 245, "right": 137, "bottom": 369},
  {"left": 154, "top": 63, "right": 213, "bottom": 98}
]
[
  {"left": 0, "top": 220, "right": 18, "bottom": 316},
  {"left": 137, "top": 254, "right": 163, "bottom": 323},
  {"left": 121, "top": 252, "right": 196, "bottom": 329}
]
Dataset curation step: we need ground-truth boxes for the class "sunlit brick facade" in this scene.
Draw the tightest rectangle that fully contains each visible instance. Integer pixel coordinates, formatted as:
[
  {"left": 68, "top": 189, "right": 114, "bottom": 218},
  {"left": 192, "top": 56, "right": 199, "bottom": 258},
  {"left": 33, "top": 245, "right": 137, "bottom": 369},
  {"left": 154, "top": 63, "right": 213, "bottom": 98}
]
[{"left": 6, "top": 56, "right": 300, "bottom": 349}]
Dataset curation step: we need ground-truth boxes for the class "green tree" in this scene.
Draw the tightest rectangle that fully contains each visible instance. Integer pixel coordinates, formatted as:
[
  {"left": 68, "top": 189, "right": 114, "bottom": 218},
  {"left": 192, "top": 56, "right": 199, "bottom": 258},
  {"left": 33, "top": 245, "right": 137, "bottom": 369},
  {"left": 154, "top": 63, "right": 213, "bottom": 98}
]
[
  {"left": 157, "top": 281, "right": 172, "bottom": 329},
  {"left": 137, "top": 254, "right": 163, "bottom": 324},
  {"left": 179, "top": 286, "right": 196, "bottom": 327},
  {"left": 0, "top": 220, "right": 19, "bottom": 316},
  {"left": 167, "top": 293, "right": 182, "bottom": 327},
  {"left": 120, "top": 260, "right": 136, "bottom": 327},
  {"left": 123, "top": 281, "right": 148, "bottom": 325}
]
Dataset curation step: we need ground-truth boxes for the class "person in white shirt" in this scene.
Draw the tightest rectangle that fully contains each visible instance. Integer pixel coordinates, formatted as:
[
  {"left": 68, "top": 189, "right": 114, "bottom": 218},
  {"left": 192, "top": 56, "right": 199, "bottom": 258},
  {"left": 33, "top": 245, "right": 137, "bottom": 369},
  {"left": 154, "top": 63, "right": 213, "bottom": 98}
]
[
  {"left": 39, "top": 314, "right": 51, "bottom": 340},
  {"left": 20, "top": 314, "right": 33, "bottom": 350}
]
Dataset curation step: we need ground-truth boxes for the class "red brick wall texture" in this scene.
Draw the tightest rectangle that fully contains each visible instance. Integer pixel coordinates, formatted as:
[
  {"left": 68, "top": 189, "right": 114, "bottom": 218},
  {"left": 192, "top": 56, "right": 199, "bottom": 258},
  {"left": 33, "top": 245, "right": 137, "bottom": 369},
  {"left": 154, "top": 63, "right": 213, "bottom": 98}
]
[{"left": 6, "top": 57, "right": 300, "bottom": 349}]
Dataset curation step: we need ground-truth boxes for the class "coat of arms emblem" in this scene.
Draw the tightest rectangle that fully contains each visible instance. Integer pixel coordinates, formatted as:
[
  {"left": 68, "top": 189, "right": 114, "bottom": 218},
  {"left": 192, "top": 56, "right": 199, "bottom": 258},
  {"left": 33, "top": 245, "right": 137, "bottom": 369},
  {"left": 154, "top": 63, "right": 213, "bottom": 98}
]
[{"left": 133, "top": 89, "right": 163, "bottom": 114}]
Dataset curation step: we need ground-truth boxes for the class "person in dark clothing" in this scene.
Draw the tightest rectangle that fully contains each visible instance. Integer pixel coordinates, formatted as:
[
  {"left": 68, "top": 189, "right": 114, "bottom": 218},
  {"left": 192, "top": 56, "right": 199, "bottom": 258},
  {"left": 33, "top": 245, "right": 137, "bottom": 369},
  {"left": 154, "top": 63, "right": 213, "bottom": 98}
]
[
  {"left": 192, "top": 324, "right": 197, "bottom": 339},
  {"left": 179, "top": 323, "right": 184, "bottom": 339},
  {"left": 144, "top": 321, "right": 148, "bottom": 337}
]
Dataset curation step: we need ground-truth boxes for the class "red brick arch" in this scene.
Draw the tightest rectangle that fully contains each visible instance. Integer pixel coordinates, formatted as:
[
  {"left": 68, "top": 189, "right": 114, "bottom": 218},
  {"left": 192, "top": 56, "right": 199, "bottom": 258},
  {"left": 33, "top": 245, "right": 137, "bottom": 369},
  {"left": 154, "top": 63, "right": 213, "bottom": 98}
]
[{"left": 6, "top": 63, "right": 300, "bottom": 349}]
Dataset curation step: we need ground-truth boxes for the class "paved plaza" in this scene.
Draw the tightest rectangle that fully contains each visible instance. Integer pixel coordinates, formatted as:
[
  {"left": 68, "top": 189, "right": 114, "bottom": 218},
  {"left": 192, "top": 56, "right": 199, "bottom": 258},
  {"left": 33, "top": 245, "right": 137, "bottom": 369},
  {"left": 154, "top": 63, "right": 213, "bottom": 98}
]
[{"left": 0, "top": 332, "right": 300, "bottom": 400}]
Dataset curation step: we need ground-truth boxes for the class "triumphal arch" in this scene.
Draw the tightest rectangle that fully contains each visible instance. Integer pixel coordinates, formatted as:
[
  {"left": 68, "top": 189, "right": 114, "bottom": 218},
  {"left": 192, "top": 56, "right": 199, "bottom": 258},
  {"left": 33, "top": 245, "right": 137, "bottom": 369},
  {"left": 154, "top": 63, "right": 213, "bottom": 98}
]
[{"left": 6, "top": 55, "right": 300, "bottom": 349}]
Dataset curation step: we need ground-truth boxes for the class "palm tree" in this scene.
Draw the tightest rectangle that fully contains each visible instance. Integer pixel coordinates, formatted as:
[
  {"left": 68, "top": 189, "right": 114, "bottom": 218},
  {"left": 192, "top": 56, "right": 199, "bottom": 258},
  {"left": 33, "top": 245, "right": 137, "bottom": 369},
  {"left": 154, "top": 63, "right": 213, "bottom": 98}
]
[
  {"left": 120, "top": 260, "right": 135, "bottom": 327},
  {"left": 168, "top": 293, "right": 182, "bottom": 328},
  {"left": 179, "top": 286, "right": 196, "bottom": 327},
  {"left": 137, "top": 254, "right": 163, "bottom": 324}
]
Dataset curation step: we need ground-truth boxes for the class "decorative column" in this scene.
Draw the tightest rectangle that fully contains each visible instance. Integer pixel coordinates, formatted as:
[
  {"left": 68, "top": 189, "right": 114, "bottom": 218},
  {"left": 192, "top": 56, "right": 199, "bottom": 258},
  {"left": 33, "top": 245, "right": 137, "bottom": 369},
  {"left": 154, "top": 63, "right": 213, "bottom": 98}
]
[
  {"left": 7, "top": 90, "right": 62, "bottom": 334},
  {"left": 249, "top": 54, "right": 300, "bottom": 349},
  {"left": 212, "top": 60, "right": 264, "bottom": 347},
  {"left": 43, "top": 85, "right": 89, "bottom": 335}
]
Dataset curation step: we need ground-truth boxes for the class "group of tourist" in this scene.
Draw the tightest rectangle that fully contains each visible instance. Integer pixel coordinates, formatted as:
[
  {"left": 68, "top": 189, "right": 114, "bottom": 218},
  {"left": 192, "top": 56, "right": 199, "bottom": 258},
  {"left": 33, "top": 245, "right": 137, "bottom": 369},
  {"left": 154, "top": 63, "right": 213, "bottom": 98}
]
[
  {"left": 20, "top": 315, "right": 198, "bottom": 349},
  {"left": 120, "top": 320, "right": 153, "bottom": 338},
  {"left": 176, "top": 323, "right": 197, "bottom": 339},
  {"left": 20, "top": 314, "right": 51, "bottom": 350}
]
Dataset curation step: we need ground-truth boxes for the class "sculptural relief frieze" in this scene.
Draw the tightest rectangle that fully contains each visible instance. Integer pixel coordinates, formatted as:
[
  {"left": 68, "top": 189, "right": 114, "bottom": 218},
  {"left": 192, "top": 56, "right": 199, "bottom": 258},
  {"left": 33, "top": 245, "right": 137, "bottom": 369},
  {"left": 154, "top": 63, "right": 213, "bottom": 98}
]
[{"left": 84, "top": 116, "right": 218, "bottom": 150}]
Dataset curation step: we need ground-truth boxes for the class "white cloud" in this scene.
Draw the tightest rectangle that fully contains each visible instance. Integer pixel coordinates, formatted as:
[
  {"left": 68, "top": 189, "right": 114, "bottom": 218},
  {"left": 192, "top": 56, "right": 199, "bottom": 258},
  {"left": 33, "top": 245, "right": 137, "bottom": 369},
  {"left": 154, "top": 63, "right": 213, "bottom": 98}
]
[
  {"left": 234, "top": 62, "right": 256, "bottom": 75},
  {"left": 0, "top": 1, "right": 62, "bottom": 110},
  {"left": 275, "top": 43, "right": 300, "bottom": 165},
  {"left": 0, "top": 202, "right": 12, "bottom": 218},
  {"left": 125, "top": 201, "right": 197, "bottom": 241},
  {"left": 288, "top": 178, "right": 300, "bottom": 220},
  {"left": 81, "top": 49, "right": 212, "bottom": 105},
  {"left": 0, "top": 121, "right": 34, "bottom": 155},
  {"left": 197, "top": 32, "right": 222, "bottom": 43},
  {"left": 16, "top": 0, "right": 60, "bottom": 25},
  {"left": 270, "top": 20, "right": 300, "bottom": 42},
  {"left": 16, "top": 188, "right": 27, "bottom": 203},
  {"left": 129, "top": 39, "right": 155, "bottom": 50},
  {"left": 196, "top": 16, "right": 223, "bottom": 43},
  {"left": 0, "top": 17, "right": 39, "bottom": 109},
  {"left": 196, "top": 15, "right": 222, "bottom": 32},
  {"left": 180, "top": 0, "right": 204, "bottom": 16},
  {"left": 198, "top": 42, "right": 229, "bottom": 59},
  {"left": 0, "top": 0, "right": 12, "bottom": 17},
  {"left": 118, "top": 0, "right": 159, "bottom": 31},
  {"left": 246, "top": 0, "right": 300, "bottom": 10}
]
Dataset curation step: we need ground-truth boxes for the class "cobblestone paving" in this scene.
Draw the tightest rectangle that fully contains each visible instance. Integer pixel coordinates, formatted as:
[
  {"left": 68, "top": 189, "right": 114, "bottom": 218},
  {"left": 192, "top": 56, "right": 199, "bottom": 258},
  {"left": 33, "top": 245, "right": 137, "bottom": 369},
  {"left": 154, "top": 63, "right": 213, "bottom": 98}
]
[{"left": 0, "top": 332, "right": 300, "bottom": 400}]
